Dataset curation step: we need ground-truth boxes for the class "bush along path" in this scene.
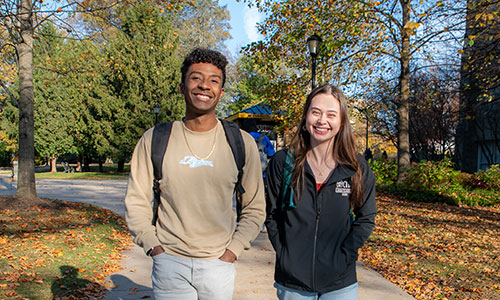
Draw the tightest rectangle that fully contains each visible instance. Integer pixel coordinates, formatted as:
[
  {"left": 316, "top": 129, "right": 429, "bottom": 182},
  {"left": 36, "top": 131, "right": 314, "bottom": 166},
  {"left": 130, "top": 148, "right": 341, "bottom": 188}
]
[
  {"left": 0, "top": 195, "right": 131, "bottom": 300},
  {"left": 360, "top": 192, "right": 500, "bottom": 300}
]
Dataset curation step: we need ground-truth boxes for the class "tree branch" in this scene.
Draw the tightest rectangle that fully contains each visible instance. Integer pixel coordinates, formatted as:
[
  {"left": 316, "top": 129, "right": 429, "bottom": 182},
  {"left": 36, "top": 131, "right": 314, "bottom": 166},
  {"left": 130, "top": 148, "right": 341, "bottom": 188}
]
[{"left": 0, "top": 79, "right": 18, "bottom": 107}]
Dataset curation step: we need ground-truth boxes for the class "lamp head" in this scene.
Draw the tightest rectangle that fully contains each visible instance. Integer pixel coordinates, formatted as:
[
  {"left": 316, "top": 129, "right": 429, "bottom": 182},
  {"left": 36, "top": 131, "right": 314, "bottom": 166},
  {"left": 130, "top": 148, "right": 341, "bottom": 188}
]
[
  {"left": 307, "top": 34, "right": 322, "bottom": 56},
  {"left": 153, "top": 104, "right": 160, "bottom": 114}
]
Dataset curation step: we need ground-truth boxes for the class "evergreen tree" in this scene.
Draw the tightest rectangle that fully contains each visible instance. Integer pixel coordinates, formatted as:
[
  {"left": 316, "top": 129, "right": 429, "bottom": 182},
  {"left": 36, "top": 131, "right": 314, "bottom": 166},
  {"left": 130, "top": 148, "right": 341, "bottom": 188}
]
[
  {"left": 104, "top": 3, "right": 183, "bottom": 170},
  {"left": 33, "top": 23, "right": 77, "bottom": 172}
]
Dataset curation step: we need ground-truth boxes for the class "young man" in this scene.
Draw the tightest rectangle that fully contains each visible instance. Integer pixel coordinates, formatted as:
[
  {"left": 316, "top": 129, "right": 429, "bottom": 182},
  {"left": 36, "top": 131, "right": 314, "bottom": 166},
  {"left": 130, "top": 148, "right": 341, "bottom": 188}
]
[{"left": 125, "top": 48, "right": 266, "bottom": 299}]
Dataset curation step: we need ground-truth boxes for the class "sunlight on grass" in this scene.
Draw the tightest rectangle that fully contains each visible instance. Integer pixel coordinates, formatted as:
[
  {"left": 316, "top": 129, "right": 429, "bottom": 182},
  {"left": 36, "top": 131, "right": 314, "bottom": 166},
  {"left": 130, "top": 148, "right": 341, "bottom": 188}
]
[
  {"left": 0, "top": 200, "right": 131, "bottom": 300},
  {"left": 35, "top": 172, "right": 129, "bottom": 180}
]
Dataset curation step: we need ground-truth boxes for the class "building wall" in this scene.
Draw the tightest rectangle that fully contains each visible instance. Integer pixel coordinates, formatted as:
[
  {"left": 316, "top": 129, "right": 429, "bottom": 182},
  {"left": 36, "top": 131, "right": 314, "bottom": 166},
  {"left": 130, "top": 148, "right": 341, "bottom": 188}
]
[{"left": 455, "top": 0, "right": 500, "bottom": 172}]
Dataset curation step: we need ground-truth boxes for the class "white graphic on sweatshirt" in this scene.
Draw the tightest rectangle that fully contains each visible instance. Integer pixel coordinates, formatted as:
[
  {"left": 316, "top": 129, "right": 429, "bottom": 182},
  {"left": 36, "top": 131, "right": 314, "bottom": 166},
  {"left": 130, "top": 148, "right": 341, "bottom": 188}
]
[
  {"left": 179, "top": 156, "right": 214, "bottom": 168},
  {"left": 335, "top": 181, "right": 351, "bottom": 196}
]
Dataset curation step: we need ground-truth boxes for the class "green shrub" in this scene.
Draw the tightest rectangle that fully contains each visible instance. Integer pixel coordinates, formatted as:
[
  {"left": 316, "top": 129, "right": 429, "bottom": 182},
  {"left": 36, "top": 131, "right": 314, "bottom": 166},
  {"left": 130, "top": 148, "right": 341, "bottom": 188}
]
[
  {"left": 475, "top": 165, "right": 500, "bottom": 191},
  {"left": 368, "top": 158, "right": 397, "bottom": 185},
  {"left": 403, "top": 159, "right": 460, "bottom": 191},
  {"left": 383, "top": 159, "right": 498, "bottom": 207}
]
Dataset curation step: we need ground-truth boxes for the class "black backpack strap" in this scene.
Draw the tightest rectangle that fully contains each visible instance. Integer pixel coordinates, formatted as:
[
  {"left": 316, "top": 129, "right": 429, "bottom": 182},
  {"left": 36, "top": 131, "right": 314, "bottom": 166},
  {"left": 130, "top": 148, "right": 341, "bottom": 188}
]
[
  {"left": 151, "top": 122, "right": 173, "bottom": 225},
  {"left": 220, "top": 119, "right": 245, "bottom": 195}
]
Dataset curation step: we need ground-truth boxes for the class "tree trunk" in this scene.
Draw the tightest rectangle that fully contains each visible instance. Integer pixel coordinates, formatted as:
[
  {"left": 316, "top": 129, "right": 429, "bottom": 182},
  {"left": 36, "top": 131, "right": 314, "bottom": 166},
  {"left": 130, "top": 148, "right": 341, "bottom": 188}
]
[
  {"left": 50, "top": 156, "right": 57, "bottom": 173},
  {"left": 83, "top": 156, "right": 90, "bottom": 172},
  {"left": 396, "top": 0, "right": 411, "bottom": 184},
  {"left": 98, "top": 157, "right": 104, "bottom": 173},
  {"left": 15, "top": 0, "right": 37, "bottom": 199},
  {"left": 117, "top": 160, "right": 125, "bottom": 172}
]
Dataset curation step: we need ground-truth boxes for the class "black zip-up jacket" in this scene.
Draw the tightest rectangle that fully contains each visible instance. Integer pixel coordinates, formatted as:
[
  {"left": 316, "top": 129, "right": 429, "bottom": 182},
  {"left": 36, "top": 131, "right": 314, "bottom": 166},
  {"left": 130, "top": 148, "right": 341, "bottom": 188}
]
[{"left": 264, "top": 149, "right": 377, "bottom": 293}]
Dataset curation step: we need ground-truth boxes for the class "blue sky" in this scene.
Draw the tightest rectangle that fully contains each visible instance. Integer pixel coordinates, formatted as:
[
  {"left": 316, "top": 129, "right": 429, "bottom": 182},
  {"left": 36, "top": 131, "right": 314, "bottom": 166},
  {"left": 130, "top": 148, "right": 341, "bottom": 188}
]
[{"left": 218, "top": 0, "right": 263, "bottom": 55}]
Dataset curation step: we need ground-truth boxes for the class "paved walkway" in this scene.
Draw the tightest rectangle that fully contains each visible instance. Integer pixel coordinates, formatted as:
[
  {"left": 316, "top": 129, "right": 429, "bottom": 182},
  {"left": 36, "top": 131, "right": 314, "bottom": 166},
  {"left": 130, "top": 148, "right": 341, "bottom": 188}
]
[{"left": 0, "top": 175, "right": 415, "bottom": 300}]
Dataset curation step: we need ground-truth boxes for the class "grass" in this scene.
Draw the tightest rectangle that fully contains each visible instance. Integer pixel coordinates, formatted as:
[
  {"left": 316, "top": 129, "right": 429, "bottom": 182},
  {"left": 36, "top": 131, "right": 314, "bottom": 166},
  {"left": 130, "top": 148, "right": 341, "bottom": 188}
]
[
  {"left": 0, "top": 198, "right": 131, "bottom": 300},
  {"left": 1, "top": 164, "right": 130, "bottom": 180},
  {"left": 359, "top": 192, "right": 500, "bottom": 300},
  {"left": 35, "top": 171, "right": 129, "bottom": 181},
  {"left": 36, "top": 164, "right": 130, "bottom": 180}
]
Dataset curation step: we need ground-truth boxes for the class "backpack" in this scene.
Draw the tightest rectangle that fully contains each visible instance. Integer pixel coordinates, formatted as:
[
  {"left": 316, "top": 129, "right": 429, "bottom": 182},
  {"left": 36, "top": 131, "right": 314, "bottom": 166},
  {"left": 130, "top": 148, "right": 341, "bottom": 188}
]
[
  {"left": 256, "top": 134, "right": 269, "bottom": 173},
  {"left": 150, "top": 119, "right": 245, "bottom": 225}
]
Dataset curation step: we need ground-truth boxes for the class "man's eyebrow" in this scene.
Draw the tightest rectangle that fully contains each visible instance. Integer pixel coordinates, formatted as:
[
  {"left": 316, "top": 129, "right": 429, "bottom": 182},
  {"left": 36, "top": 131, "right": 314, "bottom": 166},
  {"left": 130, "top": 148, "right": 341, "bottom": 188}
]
[{"left": 188, "top": 71, "right": 222, "bottom": 79}]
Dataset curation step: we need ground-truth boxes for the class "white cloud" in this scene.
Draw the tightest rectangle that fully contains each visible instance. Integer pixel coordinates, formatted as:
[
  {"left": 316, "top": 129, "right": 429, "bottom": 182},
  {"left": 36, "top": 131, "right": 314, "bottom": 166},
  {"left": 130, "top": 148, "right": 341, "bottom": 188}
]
[{"left": 244, "top": 6, "right": 262, "bottom": 42}]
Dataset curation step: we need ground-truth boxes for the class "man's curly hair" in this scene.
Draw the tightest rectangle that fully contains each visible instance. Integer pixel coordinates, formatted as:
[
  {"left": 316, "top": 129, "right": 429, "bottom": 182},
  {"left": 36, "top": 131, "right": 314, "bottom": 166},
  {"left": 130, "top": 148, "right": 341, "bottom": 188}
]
[{"left": 181, "top": 48, "right": 228, "bottom": 86}]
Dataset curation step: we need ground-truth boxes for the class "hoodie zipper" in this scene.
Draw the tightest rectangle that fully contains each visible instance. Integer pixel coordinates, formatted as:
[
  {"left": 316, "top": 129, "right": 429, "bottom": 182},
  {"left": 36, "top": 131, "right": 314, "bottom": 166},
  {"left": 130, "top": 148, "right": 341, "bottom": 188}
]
[{"left": 311, "top": 185, "right": 325, "bottom": 291}]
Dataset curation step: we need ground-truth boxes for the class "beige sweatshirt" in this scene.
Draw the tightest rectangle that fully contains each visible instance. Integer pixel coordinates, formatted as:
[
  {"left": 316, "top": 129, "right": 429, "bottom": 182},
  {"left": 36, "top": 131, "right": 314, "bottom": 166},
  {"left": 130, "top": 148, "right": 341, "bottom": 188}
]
[{"left": 125, "top": 120, "right": 266, "bottom": 259}]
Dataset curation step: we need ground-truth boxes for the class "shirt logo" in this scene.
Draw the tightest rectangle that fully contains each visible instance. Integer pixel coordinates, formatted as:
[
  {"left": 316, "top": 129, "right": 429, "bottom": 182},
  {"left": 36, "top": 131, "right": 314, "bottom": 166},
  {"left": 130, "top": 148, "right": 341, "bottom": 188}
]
[
  {"left": 179, "top": 156, "right": 214, "bottom": 168},
  {"left": 335, "top": 181, "right": 351, "bottom": 196}
]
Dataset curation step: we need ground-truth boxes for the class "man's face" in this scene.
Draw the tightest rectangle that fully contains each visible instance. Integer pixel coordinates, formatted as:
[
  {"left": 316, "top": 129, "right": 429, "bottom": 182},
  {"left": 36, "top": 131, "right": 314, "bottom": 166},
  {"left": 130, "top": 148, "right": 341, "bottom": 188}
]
[{"left": 180, "top": 62, "right": 225, "bottom": 116}]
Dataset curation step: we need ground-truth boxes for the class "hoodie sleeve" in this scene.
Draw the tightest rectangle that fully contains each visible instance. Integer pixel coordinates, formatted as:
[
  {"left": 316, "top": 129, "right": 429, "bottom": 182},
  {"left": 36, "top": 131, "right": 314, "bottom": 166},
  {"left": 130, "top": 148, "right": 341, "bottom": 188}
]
[{"left": 341, "top": 156, "right": 377, "bottom": 264}]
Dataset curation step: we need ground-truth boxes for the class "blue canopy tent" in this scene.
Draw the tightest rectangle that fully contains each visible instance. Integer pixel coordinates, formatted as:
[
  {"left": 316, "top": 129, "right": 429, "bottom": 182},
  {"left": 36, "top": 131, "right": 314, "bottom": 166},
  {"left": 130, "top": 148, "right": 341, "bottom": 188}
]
[{"left": 225, "top": 102, "right": 277, "bottom": 144}]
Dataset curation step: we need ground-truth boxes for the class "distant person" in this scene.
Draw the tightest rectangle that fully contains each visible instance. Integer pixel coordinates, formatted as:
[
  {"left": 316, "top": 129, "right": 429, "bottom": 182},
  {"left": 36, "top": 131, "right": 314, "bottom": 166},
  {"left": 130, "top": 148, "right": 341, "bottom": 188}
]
[
  {"left": 364, "top": 148, "right": 373, "bottom": 161},
  {"left": 240, "top": 118, "right": 275, "bottom": 228},
  {"left": 125, "top": 48, "right": 265, "bottom": 299},
  {"left": 382, "top": 150, "right": 388, "bottom": 160},
  {"left": 265, "top": 84, "right": 377, "bottom": 299},
  {"left": 241, "top": 118, "right": 275, "bottom": 176}
]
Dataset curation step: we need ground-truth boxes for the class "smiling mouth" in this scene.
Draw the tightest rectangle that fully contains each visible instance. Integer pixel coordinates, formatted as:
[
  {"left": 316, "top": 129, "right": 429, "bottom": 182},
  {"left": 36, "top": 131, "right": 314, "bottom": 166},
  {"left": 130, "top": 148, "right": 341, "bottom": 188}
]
[
  {"left": 314, "top": 126, "right": 330, "bottom": 133},
  {"left": 194, "top": 93, "right": 211, "bottom": 101}
]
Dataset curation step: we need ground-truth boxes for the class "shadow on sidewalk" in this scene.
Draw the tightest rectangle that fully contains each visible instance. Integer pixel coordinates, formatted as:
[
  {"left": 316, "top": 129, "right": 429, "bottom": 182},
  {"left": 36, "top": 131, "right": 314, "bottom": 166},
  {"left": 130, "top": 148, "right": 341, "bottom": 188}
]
[{"left": 105, "top": 274, "right": 153, "bottom": 299}]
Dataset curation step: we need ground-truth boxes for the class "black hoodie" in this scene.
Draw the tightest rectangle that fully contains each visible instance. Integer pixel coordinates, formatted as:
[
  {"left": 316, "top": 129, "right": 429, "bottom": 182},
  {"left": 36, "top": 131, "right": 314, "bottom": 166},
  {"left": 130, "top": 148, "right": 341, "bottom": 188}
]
[{"left": 264, "top": 149, "right": 377, "bottom": 293}]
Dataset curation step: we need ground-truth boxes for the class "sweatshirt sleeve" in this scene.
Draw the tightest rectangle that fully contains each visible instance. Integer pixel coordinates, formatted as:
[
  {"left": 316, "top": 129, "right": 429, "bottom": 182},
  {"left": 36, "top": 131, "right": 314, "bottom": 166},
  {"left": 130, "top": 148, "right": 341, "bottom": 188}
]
[
  {"left": 124, "top": 128, "right": 161, "bottom": 254},
  {"left": 226, "top": 131, "right": 266, "bottom": 258},
  {"left": 341, "top": 156, "right": 377, "bottom": 264}
]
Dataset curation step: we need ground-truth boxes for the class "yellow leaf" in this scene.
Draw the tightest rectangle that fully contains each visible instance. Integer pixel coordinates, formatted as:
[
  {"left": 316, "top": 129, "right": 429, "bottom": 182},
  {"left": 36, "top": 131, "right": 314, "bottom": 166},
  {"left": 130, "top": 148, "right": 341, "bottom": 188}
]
[{"left": 404, "top": 22, "right": 421, "bottom": 30}]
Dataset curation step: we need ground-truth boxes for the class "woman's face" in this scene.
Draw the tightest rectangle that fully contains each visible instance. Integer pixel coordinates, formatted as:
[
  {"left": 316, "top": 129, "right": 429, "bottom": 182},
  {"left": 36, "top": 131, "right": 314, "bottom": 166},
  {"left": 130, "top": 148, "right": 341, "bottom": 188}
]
[{"left": 305, "top": 93, "right": 342, "bottom": 147}]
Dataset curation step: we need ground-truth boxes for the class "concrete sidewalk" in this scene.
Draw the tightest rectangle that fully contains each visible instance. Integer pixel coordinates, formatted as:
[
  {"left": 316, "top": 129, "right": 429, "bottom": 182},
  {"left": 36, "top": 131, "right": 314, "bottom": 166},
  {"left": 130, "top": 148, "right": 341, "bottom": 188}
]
[{"left": 0, "top": 175, "right": 415, "bottom": 300}]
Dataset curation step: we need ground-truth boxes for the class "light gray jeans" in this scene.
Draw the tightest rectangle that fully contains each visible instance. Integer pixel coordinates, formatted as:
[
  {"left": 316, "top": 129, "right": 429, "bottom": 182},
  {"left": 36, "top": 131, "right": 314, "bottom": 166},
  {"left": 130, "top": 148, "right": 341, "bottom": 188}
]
[{"left": 152, "top": 252, "right": 236, "bottom": 300}]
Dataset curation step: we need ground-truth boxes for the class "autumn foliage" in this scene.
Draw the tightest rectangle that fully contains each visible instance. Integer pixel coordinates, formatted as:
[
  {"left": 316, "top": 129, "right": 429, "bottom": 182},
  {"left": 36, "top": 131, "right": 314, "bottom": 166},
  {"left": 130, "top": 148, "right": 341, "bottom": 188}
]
[
  {"left": 0, "top": 196, "right": 131, "bottom": 300},
  {"left": 360, "top": 193, "right": 500, "bottom": 300}
]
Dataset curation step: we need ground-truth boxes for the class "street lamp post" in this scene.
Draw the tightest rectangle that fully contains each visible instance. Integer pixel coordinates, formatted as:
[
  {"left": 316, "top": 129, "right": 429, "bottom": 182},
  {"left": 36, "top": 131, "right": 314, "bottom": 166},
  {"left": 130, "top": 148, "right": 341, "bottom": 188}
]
[
  {"left": 153, "top": 104, "right": 160, "bottom": 124},
  {"left": 307, "top": 34, "right": 322, "bottom": 89}
]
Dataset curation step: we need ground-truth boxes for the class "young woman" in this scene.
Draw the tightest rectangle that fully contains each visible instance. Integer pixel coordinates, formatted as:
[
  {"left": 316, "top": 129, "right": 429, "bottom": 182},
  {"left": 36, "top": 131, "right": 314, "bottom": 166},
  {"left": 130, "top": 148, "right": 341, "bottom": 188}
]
[{"left": 265, "top": 84, "right": 377, "bottom": 299}]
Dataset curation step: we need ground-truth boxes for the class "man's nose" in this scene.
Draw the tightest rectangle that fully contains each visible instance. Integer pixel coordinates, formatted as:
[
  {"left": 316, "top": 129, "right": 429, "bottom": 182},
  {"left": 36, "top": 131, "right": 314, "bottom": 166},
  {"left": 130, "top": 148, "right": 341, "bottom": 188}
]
[{"left": 198, "top": 78, "right": 209, "bottom": 89}]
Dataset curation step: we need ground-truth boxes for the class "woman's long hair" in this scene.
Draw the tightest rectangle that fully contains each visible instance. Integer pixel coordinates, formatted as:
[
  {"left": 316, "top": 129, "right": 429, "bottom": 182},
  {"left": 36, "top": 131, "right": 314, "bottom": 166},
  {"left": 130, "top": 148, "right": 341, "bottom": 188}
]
[{"left": 289, "top": 84, "right": 363, "bottom": 209}]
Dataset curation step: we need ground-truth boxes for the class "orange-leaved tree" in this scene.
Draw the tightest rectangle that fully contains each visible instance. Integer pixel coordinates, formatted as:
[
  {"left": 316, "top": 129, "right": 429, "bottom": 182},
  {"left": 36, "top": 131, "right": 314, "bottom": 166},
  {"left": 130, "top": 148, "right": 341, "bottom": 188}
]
[{"left": 241, "top": 0, "right": 474, "bottom": 183}]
